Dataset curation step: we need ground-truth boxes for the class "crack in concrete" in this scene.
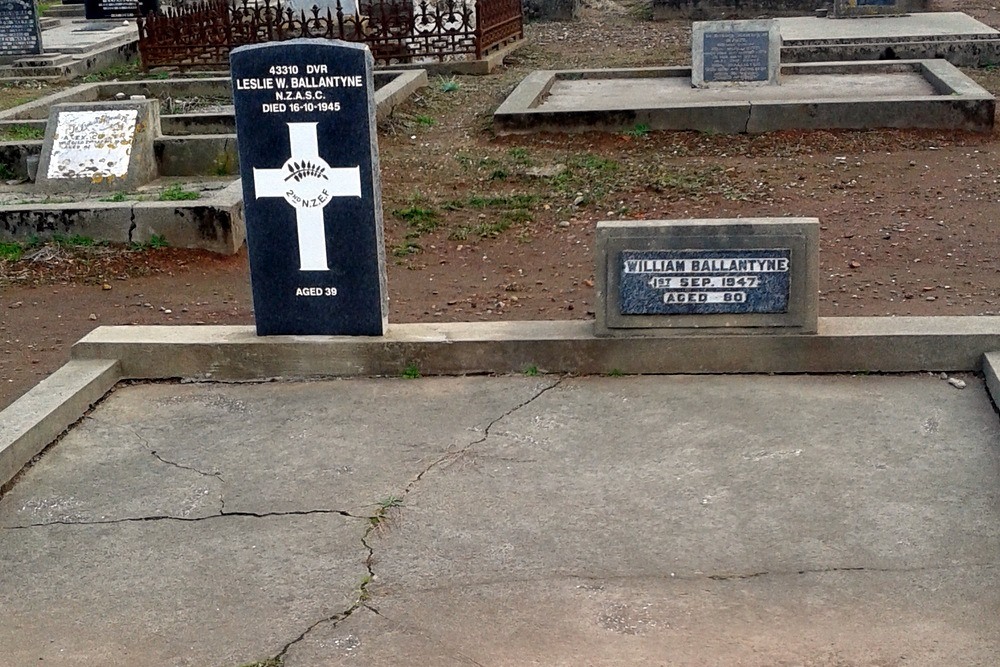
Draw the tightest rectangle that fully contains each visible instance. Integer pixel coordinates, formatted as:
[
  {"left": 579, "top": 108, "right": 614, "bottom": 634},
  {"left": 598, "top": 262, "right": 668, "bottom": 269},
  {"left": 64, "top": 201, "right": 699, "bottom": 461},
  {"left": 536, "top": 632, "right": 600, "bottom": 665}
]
[
  {"left": 744, "top": 101, "right": 752, "bottom": 134},
  {"left": 270, "top": 377, "right": 564, "bottom": 664},
  {"left": 1, "top": 508, "right": 365, "bottom": 530},
  {"left": 404, "top": 376, "right": 564, "bottom": 494}
]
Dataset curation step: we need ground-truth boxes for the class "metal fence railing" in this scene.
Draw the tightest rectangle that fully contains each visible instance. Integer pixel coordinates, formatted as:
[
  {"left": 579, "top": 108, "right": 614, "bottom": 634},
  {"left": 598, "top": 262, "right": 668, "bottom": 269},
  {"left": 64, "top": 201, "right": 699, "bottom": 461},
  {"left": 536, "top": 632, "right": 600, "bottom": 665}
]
[{"left": 137, "top": 0, "right": 523, "bottom": 70}]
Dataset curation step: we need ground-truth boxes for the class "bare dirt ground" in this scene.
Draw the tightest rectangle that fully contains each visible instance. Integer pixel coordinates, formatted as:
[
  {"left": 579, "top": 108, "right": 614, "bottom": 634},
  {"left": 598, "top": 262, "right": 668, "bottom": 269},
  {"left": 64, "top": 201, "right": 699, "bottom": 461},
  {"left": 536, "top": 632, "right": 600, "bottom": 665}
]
[{"left": 2, "top": 0, "right": 1000, "bottom": 410}]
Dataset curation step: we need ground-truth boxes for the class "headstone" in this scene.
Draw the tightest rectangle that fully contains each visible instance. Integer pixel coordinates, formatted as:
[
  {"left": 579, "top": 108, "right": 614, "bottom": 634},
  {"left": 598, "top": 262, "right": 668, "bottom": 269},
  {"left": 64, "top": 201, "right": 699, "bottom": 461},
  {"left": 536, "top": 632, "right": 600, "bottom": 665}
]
[
  {"left": 0, "top": 0, "right": 41, "bottom": 60},
  {"left": 595, "top": 218, "right": 819, "bottom": 335},
  {"left": 35, "top": 99, "right": 160, "bottom": 193},
  {"left": 691, "top": 19, "right": 781, "bottom": 88},
  {"left": 231, "top": 38, "right": 388, "bottom": 337},
  {"left": 84, "top": 0, "right": 157, "bottom": 20},
  {"left": 832, "top": 0, "right": 908, "bottom": 18}
]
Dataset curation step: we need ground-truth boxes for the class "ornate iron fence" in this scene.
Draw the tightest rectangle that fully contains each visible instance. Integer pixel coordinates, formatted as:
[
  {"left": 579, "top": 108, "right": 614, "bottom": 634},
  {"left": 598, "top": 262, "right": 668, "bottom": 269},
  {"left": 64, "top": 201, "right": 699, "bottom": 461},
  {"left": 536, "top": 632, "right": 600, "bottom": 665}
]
[{"left": 137, "top": 0, "right": 523, "bottom": 70}]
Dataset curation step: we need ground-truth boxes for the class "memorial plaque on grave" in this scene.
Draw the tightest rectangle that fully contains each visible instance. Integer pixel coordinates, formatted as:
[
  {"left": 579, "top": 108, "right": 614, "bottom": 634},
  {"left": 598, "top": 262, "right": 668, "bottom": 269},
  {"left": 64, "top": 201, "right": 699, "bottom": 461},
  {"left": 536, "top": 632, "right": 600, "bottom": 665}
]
[
  {"left": 84, "top": 0, "right": 157, "bottom": 20},
  {"left": 0, "top": 0, "right": 41, "bottom": 58},
  {"left": 691, "top": 20, "right": 781, "bottom": 88},
  {"left": 35, "top": 99, "right": 159, "bottom": 193},
  {"left": 619, "top": 249, "right": 790, "bottom": 315},
  {"left": 594, "top": 218, "right": 819, "bottom": 335},
  {"left": 231, "top": 39, "right": 388, "bottom": 336}
]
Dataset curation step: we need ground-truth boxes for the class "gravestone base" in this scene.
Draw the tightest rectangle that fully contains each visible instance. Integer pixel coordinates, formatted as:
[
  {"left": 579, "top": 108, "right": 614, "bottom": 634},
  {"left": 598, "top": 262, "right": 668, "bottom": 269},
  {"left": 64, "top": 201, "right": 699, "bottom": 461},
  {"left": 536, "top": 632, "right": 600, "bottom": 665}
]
[
  {"left": 595, "top": 218, "right": 819, "bottom": 337},
  {"left": 35, "top": 99, "right": 160, "bottom": 194}
]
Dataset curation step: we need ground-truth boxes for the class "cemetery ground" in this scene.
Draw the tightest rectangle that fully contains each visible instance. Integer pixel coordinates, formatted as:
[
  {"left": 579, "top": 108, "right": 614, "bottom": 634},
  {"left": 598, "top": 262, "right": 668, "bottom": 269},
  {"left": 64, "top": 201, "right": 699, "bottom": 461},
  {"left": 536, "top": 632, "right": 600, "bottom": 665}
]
[{"left": 3, "top": 2, "right": 1000, "bottom": 410}]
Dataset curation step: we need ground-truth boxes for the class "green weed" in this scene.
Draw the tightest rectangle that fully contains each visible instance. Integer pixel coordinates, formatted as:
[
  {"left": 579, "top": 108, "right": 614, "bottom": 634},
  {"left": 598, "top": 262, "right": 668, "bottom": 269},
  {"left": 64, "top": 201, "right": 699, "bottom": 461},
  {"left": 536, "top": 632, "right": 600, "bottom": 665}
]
[
  {"left": 99, "top": 191, "right": 129, "bottom": 202},
  {"left": 0, "top": 124, "right": 43, "bottom": 141},
  {"left": 607, "top": 368, "right": 624, "bottom": 377},
  {"left": 0, "top": 241, "right": 23, "bottom": 261},
  {"left": 52, "top": 234, "right": 100, "bottom": 247},
  {"left": 0, "top": 163, "right": 14, "bottom": 180},
  {"left": 415, "top": 114, "right": 436, "bottom": 127},
  {"left": 624, "top": 123, "right": 650, "bottom": 138},
  {"left": 401, "top": 362, "right": 421, "bottom": 379},
  {"left": 438, "top": 76, "right": 460, "bottom": 93},
  {"left": 393, "top": 205, "right": 440, "bottom": 234},
  {"left": 158, "top": 183, "right": 200, "bottom": 201},
  {"left": 524, "top": 364, "right": 539, "bottom": 377},
  {"left": 130, "top": 234, "right": 169, "bottom": 250}
]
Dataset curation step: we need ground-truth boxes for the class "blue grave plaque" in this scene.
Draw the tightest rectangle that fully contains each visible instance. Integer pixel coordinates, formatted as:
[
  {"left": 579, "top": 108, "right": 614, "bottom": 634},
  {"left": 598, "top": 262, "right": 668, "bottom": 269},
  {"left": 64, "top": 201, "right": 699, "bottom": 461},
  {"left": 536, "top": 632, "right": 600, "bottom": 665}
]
[
  {"left": 702, "top": 31, "right": 770, "bottom": 83},
  {"left": 231, "top": 39, "right": 388, "bottom": 336},
  {"left": 619, "top": 248, "right": 791, "bottom": 315}
]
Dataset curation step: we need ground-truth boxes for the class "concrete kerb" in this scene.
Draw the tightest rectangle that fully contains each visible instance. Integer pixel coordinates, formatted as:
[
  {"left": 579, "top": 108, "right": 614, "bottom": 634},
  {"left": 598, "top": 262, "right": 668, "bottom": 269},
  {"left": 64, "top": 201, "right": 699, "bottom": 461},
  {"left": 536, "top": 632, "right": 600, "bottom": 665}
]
[
  {"left": 0, "top": 180, "right": 245, "bottom": 254},
  {"left": 0, "top": 359, "right": 120, "bottom": 491},
  {"left": 2, "top": 317, "right": 1000, "bottom": 491}
]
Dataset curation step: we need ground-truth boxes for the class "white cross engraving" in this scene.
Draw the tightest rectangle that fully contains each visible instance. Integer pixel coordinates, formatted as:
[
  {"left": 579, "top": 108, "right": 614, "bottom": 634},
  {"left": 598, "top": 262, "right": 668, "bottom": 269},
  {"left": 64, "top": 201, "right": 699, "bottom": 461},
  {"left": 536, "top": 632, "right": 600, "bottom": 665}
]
[{"left": 253, "top": 122, "right": 361, "bottom": 271}]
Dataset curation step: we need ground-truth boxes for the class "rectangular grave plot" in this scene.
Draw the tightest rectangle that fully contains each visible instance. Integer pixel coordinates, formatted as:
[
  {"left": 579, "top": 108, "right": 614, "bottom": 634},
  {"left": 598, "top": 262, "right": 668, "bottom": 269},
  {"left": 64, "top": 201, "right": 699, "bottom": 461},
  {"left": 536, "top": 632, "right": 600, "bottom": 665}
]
[
  {"left": 703, "top": 31, "right": 770, "bottom": 83},
  {"left": 0, "top": 0, "right": 41, "bottom": 57},
  {"left": 619, "top": 249, "right": 791, "bottom": 316}
]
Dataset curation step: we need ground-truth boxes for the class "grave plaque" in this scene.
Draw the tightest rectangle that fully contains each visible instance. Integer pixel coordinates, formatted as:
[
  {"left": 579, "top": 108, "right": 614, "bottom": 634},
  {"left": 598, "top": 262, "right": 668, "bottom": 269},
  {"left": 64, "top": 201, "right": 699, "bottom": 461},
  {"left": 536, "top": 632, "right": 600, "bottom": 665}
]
[
  {"left": 231, "top": 38, "right": 388, "bottom": 336},
  {"left": 595, "top": 218, "right": 819, "bottom": 335},
  {"left": 35, "top": 99, "right": 160, "bottom": 193},
  {"left": 0, "top": 0, "right": 41, "bottom": 58},
  {"left": 691, "top": 20, "right": 781, "bottom": 88},
  {"left": 84, "top": 0, "right": 157, "bottom": 20}
]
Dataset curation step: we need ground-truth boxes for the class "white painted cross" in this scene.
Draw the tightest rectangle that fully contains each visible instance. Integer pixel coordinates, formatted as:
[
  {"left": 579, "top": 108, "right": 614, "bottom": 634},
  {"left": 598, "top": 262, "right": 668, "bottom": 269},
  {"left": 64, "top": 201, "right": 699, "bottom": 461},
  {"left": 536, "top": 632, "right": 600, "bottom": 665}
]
[{"left": 253, "top": 122, "right": 361, "bottom": 271}]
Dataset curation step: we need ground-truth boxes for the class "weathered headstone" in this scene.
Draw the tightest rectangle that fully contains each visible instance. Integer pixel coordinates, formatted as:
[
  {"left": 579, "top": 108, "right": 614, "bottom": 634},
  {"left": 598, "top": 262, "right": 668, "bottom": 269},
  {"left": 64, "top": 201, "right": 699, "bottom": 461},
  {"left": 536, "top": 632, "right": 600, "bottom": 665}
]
[
  {"left": 832, "top": 0, "right": 909, "bottom": 18},
  {"left": 0, "top": 0, "right": 41, "bottom": 59},
  {"left": 691, "top": 19, "right": 781, "bottom": 88},
  {"left": 35, "top": 99, "right": 160, "bottom": 193},
  {"left": 595, "top": 218, "right": 818, "bottom": 335},
  {"left": 84, "top": 0, "right": 157, "bottom": 20},
  {"left": 231, "top": 38, "right": 388, "bottom": 337}
]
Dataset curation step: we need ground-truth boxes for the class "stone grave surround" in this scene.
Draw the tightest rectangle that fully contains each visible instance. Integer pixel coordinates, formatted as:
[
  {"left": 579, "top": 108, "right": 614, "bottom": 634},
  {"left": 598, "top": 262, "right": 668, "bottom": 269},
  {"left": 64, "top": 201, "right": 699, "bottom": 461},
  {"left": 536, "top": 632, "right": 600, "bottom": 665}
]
[
  {"left": 691, "top": 19, "right": 781, "bottom": 88},
  {"left": 832, "top": 0, "right": 923, "bottom": 18},
  {"left": 595, "top": 218, "right": 819, "bottom": 336},
  {"left": 231, "top": 38, "right": 388, "bottom": 337},
  {"left": 34, "top": 98, "right": 160, "bottom": 193},
  {"left": 0, "top": 0, "right": 41, "bottom": 60}
]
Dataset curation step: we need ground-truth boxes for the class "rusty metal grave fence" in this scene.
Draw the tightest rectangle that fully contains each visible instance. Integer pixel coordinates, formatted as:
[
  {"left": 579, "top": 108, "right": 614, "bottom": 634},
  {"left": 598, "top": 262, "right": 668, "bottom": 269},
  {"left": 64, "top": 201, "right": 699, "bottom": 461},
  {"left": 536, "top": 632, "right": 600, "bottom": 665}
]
[{"left": 137, "top": 0, "right": 523, "bottom": 70}]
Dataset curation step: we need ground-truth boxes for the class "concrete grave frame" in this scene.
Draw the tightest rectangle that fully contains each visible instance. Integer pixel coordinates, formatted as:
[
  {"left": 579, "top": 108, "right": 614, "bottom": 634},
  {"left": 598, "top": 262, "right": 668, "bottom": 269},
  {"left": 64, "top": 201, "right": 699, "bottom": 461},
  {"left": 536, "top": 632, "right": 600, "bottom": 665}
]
[{"left": 595, "top": 218, "right": 819, "bottom": 336}]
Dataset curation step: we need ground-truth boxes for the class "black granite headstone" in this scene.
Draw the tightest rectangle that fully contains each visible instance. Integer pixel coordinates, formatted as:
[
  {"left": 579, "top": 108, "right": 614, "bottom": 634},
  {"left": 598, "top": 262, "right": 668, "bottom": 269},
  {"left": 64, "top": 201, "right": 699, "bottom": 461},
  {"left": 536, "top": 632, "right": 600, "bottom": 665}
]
[
  {"left": 231, "top": 39, "right": 388, "bottom": 336},
  {"left": 0, "top": 0, "right": 41, "bottom": 58},
  {"left": 84, "top": 0, "right": 156, "bottom": 20},
  {"left": 619, "top": 249, "right": 790, "bottom": 315},
  {"left": 703, "top": 31, "right": 769, "bottom": 83}
]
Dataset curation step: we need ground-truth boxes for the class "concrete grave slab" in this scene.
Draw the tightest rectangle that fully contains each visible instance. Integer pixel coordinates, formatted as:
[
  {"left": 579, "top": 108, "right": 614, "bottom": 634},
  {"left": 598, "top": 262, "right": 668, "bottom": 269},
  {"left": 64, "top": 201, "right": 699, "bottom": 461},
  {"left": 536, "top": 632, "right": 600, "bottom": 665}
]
[
  {"left": 778, "top": 12, "right": 1000, "bottom": 67},
  {"left": 494, "top": 60, "right": 995, "bottom": 135},
  {"left": 2, "top": 373, "right": 998, "bottom": 664}
]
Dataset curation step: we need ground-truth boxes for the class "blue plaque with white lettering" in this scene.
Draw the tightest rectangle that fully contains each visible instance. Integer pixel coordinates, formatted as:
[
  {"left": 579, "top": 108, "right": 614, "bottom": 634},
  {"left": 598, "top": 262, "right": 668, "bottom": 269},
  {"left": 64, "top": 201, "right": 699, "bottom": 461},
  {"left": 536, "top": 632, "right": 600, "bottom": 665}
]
[
  {"left": 619, "top": 248, "right": 790, "bottom": 315},
  {"left": 703, "top": 31, "right": 770, "bottom": 83},
  {"left": 231, "top": 39, "right": 388, "bottom": 336}
]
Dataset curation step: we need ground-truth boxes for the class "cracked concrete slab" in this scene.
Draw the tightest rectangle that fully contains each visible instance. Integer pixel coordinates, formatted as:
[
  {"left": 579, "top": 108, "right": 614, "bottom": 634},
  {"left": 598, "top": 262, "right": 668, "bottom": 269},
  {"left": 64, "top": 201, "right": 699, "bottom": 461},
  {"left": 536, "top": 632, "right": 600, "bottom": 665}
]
[
  {"left": 1, "top": 374, "right": 998, "bottom": 665},
  {"left": 0, "top": 514, "right": 365, "bottom": 667},
  {"left": 368, "top": 374, "right": 1000, "bottom": 666}
]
